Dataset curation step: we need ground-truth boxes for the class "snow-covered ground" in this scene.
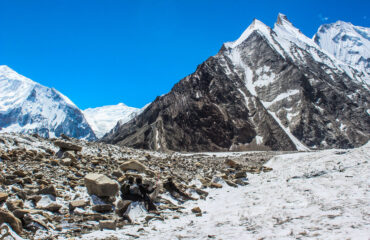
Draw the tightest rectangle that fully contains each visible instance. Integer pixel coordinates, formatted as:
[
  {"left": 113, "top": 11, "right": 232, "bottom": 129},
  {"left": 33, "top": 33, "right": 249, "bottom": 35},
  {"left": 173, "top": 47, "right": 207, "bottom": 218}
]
[{"left": 80, "top": 143, "right": 370, "bottom": 240}]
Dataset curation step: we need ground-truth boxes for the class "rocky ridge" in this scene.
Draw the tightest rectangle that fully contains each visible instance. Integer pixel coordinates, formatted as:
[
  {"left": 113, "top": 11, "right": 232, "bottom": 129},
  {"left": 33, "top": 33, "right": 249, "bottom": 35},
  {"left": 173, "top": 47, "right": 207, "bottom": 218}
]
[
  {"left": 0, "top": 133, "right": 280, "bottom": 239},
  {"left": 102, "top": 14, "right": 370, "bottom": 151}
]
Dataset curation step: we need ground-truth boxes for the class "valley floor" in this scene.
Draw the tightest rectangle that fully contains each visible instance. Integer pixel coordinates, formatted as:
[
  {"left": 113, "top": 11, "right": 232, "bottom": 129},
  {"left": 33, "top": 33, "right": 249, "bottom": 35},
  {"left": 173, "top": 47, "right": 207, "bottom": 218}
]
[{"left": 81, "top": 144, "right": 370, "bottom": 240}]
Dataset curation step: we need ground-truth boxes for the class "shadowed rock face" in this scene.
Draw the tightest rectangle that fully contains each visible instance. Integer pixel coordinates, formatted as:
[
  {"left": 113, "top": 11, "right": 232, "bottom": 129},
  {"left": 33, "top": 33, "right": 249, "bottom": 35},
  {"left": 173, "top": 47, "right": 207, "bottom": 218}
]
[
  {"left": 103, "top": 55, "right": 296, "bottom": 152},
  {"left": 102, "top": 15, "right": 370, "bottom": 152}
]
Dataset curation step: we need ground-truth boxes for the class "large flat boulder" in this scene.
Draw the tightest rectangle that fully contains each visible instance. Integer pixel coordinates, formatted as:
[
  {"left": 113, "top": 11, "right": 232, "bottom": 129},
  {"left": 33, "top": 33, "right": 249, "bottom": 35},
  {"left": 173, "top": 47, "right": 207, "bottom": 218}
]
[
  {"left": 54, "top": 140, "right": 82, "bottom": 152},
  {"left": 84, "top": 173, "right": 118, "bottom": 197},
  {"left": 120, "top": 160, "right": 147, "bottom": 172}
]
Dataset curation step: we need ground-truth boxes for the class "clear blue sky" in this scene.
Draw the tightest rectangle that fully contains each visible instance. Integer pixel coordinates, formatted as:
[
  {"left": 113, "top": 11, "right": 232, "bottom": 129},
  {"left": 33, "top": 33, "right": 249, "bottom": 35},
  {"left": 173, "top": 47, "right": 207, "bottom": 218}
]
[{"left": 1, "top": 0, "right": 369, "bottom": 109}]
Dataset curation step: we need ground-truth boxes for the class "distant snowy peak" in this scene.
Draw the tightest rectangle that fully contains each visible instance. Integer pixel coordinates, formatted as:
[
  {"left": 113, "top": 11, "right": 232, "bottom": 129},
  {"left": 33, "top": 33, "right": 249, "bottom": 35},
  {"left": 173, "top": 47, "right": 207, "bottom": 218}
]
[
  {"left": 83, "top": 103, "right": 145, "bottom": 138},
  {"left": 0, "top": 65, "right": 96, "bottom": 140},
  {"left": 314, "top": 21, "right": 370, "bottom": 83}
]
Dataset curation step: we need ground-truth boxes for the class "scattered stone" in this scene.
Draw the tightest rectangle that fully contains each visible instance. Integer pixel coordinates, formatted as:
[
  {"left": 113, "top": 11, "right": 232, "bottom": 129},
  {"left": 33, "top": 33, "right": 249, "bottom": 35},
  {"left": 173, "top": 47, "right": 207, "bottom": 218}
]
[
  {"left": 0, "top": 209, "right": 23, "bottom": 234},
  {"left": 6, "top": 200, "right": 23, "bottom": 212},
  {"left": 120, "top": 160, "right": 147, "bottom": 172},
  {"left": 54, "top": 140, "right": 82, "bottom": 151},
  {"left": 191, "top": 207, "right": 202, "bottom": 214},
  {"left": 0, "top": 192, "right": 9, "bottom": 202},
  {"left": 69, "top": 200, "right": 89, "bottom": 211},
  {"left": 84, "top": 173, "right": 119, "bottom": 197},
  {"left": 60, "top": 158, "right": 73, "bottom": 166},
  {"left": 210, "top": 182, "right": 223, "bottom": 188},
  {"left": 225, "top": 159, "right": 240, "bottom": 168},
  {"left": 92, "top": 204, "right": 112, "bottom": 213},
  {"left": 39, "top": 202, "right": 62, "bottom": 212},
  {"left": 38, "top": 185, "right": 58, "bottom": 197},
  {"left": 99, "top": 220, "right": 116, "bottom": 230},
  {"left": 116, "top": 200, "right": 132, "bottom": 216},
  {"left": 234, "top": 171, "right": 247, "bottom": 179}
]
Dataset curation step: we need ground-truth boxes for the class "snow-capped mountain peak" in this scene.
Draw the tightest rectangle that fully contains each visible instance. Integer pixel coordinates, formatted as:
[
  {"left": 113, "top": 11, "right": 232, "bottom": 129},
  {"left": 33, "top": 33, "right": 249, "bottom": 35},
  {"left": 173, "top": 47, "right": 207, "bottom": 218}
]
[
  {"left": 224, "top": 18, "right": 273, "bottom": 49},
  {"left": 83, "top": 103, "right": 146, "bottom": 138},
  {"left": 314, "top": 20, "right": 370, "bottom": 82},
  {"left": 0, "top": 65, "right": 35, "bottom": 84},
  {"left": 0, "top": 66, "right": 96, "bottom": 140}
]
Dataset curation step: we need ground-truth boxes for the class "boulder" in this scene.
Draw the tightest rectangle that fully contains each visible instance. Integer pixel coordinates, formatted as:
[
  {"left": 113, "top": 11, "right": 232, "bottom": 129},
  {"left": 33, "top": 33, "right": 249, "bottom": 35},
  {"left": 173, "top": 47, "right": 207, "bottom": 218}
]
[
  {"left": 0, "top": 209, "right": 22, "bottom": 234},
  {"left": 0, "top": 192, "right": 9, "bottom": 202},
  {"left": 38, "top": 185, "right": 58, "bottom": 197},
  {"left": 209, "top": 182, "right": 223, "bottom": 188},
  {"left": 84, "top": 173, "right": 119, "bottom": 197},
  {"left": 191, "top": 207, "right": 202, "bottom": 214},
  {"left": 6, "top": 200, "right": 23, "bottom": 212},
  {"left": 92, "top": 204, "right": 112, "bottom": 213},
  {"left": 99, "top": 220, "right": 116, "bottom": 230},
  {"left": 234, "top": 171, "right": 247, "bottom": 179},
  {"left": 39, "top": 203, "right": 62, "bottom": 212},
  {"left": 115, "top": 200, "right": 132, "bottom": 216},
  {"left": 120, "top": 160, "right": 147, "bottom": 172},
  {"left": 69, "top": 200, "right": 89, "bottom": 211},
  {"left": 60, "top": 158, "right": 73, "bottom": 166},
  {"left": 54, "top": 140, "right": 82, "bottom": 152},
  {"left": 63, "top": 151, "right": 77, "bottom": 161},
  {"left": 225, "top": 159, "right": 240, "bottom": 168}
]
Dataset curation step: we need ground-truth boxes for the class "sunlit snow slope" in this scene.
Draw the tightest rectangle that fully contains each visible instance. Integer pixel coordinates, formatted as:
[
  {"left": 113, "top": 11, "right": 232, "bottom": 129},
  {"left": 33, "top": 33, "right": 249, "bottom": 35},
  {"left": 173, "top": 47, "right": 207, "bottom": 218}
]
[
  {"left": 0, "top": 65, "right": 96, "bottom": 140},
  {"left": 314, "top": 21, "right": 370, "bottom": 85},
  {"left": 83, "top": 103, "right": 143, "bottom": 138}
]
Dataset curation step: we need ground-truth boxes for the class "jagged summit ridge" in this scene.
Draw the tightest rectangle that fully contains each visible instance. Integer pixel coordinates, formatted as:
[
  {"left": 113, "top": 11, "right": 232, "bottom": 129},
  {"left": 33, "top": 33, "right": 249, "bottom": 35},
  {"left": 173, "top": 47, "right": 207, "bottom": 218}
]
[
  {"left": 102, "top": 13, "right": 369, "bottom": 151},
  {"left": 0, "top": 66, "right": 96, "bottom": 140}
]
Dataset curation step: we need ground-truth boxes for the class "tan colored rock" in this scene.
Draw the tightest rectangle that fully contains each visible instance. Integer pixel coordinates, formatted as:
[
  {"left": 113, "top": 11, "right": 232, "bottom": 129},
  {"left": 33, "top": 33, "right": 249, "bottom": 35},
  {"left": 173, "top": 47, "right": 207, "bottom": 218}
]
[
  {"left": 63, "top": 151, "right": 77, "bottom": 160},
  {"left": 191, "top": 206, "right": 202, "bottom": 214},
  {"left": 210, "top": 182, "right": 223, "bottom": 188},
  {"left": 99, "top": 220, "right": 116, "bottom": 230},
  {"left": 6, "top": 200, "right": 23, "bottom": 212},
  {"left": 120, "top": 160, "right": 147, "bottom": 172},
  {"left": 225, "top": 180, "right": 237, "bottom": 187},
  {"left": 115, "top": 200, "right": 132, "bottom": 216},
  {"left": 92, "top": 204, "right": 112, "bottom": 213},
  {"left": 234, "top": 171, "right": 246, "bottom": 179},
  {"left": 225, "top": 159, "right": 240, "bottom": 168},
  {"left": 39, "top": 203, "right": 62, "bottom": 212},
  {"left": 54, "top": 140, "right": 82, "bottom": 151},
  {"left": 0, "top": 209, "right": 22, "bottom": 234},
  {"left": 60, "top": 158, "right": 73, "bottom": 166},
  {"left": 0, "top": 192, "right": 9, "bottom": 202},
  {"left": 69, "top": 200, "right": 89, "bottom": 211},
  {"left": 38, "top": 185, "right": 58, "bottom": 197},
  {"left": 84, "top": 173, "right": 119, "bottom": 197},
  {"left": 13, "top": 170, "right": 27, "bottom": 177}
]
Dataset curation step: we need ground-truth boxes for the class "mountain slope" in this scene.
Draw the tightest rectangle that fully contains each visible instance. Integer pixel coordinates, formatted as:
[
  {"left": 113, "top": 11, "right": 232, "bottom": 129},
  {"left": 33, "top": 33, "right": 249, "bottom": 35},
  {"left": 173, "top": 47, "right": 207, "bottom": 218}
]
[
  {"left": 313, "top": 21, "right": 370, "bottom": 84},
  {"left": 83, "top": 103, "right": 144, "bottom": 138},
  {"left": 0, "top": 65, "right": 96, "bottom": 140},
  {"left": 102, "top": 14, "right": 370, "bottom": 151}
]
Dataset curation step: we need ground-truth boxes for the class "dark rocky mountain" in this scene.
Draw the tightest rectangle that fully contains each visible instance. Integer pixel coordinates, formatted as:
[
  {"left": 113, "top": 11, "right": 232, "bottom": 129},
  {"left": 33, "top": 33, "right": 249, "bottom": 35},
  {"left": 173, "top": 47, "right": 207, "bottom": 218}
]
[{"left": 102, "top": 14, "right": 370, "bottom": 152}]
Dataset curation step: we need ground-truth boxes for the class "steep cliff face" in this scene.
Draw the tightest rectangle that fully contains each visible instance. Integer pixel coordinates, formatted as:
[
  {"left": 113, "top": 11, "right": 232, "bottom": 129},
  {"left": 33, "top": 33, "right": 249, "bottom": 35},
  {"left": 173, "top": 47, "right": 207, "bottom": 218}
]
[
  {"left": 0, "top": 65, "right": 96, "bottom": 140},
  {"left": 102, "top": 14, "right": 370, "bottom": 151}
]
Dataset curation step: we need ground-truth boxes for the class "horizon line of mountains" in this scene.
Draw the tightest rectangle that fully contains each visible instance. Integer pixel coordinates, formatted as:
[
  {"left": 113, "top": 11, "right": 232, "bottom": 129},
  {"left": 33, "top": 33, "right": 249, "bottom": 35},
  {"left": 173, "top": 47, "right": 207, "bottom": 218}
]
[{"left": 1, "top": 13, "right": 369, "bottom": 152}]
